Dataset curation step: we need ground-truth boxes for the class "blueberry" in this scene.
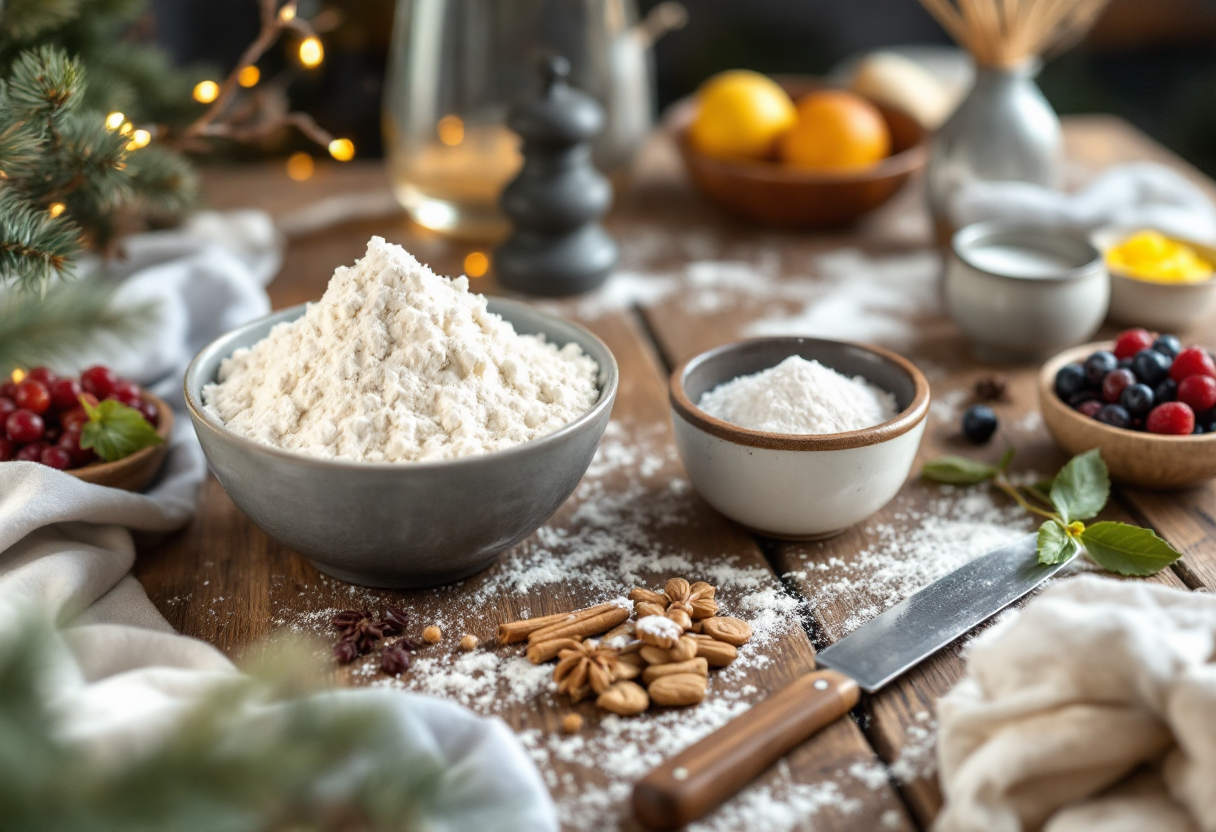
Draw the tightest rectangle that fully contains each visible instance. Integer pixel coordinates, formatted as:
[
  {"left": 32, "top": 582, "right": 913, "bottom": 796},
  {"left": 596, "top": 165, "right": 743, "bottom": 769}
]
[
  {"left": 1068, "top": 390, "right": 1099, "bottom": 407},
  {"left": 1132, "top": 348, "right": 1172, "bottom": 386},
  {"left": 1120, "top": 383, "right": 1155, "bottom": 418},
  {"left": 1054, "top": 363, "right": 1087, "bottom": 400},
  {"left": 1195, "top": 424, "right": 1206, "bottom": 435},
  {"left": 1096, "top": 404, "right": 1131, "bottom": 429},
  {"left": 1117, "top": 357, "right": 1135, "bottom": 372},
  {"left": 1154, "top": 378, "right": 1178, "bottom": 404},
  {"left": 1084, "top": 351, "right": 1118, "bottom": 387},
  {"left": 1152, "top": 334, "right": 1182, "bottom": 358},
  {"left": 962, "top": 404, "right": 998, "bottom": 444}
]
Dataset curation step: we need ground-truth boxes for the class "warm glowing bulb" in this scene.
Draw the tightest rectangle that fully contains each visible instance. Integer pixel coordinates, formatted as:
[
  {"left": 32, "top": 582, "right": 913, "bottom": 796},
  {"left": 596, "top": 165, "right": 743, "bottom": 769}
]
[
  {"left": 278, "top": 2, "right": 297, "bottom": 21},
  {"left": 464, "top": 251, "right": 489, "bottom": 278},
  {"left": 105, "top": 111, "right": 125, "bottom": 130},
  {"left": 298, "top": 37, "right": 323, "bottom": 68},
  {"left": 126, "top": 129, "right": 151, "bottom": 150},
  {"left": 193, "top": 80, "right": 220, "bottom": 103},
  {"left": 48, "top": 202, "right": 66, "bottom": 218},
  {"left": 437, "top": 115, "right": 464, "bottom": 146},
  {"left": 11, "top": 368, "right": 26, "bottom": 383},
  {"left": 286, "top": 152, "right": 315, "bottom": 181},
  {"left": 119, "top": 122, "right": 133, "bottom": 136},
  {"left": 237, "top": 65, "right": 260, "bottom": 87},
  {"left": 327, "top": 138, "right": 355, "bottom": 162}
]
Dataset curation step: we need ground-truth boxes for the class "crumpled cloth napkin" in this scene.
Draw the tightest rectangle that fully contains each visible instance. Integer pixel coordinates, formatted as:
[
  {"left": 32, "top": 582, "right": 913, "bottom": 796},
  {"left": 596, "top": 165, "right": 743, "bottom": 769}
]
[
  {"left": 949, "top": 162, "right": 1216, "bottom": 244},
  {"left": 935, "top": 575, "right": 1216, "bottom": 832},
  {"left": 0, "top": 213, "right": 557, "bottom": 831}
]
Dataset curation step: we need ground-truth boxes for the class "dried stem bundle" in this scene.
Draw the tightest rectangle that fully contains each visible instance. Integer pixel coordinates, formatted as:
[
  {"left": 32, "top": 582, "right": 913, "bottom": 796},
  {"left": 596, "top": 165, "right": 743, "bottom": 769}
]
[{"left": 919, "top": 0, "right": 1111, "bottom": 68}]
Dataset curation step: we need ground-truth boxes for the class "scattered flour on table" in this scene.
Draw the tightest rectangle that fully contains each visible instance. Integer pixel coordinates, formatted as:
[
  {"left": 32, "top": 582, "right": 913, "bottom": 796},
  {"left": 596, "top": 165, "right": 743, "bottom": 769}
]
[
  {"left": 204, "top": 237, "right": 598, "bottom": 462},
  {"left": 698, "top": 355, "right": 898, "bottom": 434}
]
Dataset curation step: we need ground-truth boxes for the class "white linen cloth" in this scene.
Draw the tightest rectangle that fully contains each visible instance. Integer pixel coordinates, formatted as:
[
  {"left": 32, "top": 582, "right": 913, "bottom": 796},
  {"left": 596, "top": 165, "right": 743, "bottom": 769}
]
[
  {"left": 949, "top": 162, "right": 1216, "bottom": 244},
  {"left": 935, "top": 575, "right": 1216, "bottom": 832},
  {"left": 0, "top": 213, "right": 558, "bottom": 830}
]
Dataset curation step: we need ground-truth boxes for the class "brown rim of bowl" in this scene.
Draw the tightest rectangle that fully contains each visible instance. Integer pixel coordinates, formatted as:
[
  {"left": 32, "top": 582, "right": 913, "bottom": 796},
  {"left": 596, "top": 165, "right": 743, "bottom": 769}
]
[
  {"left": 669, "top": 338, "right": 930, "bottom": 451},
  {"left": 1040, "top": 341, "right": 1216, "bottom": 443},
  {"left": 1108, "top": 267, "right": 1216, "bottom": 289}
]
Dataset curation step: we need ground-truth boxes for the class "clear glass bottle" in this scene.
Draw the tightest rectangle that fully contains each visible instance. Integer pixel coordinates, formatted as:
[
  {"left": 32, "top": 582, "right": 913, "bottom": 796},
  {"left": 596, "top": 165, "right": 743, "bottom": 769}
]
[{"left": 383, "top": 0, "right": 660, "bottom": 241}]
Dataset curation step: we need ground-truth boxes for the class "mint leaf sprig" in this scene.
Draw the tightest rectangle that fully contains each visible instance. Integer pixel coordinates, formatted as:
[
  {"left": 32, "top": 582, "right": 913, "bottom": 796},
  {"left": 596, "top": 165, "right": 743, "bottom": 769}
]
[
  {"left": 79, "top": 397, "right": 164, "bottom": 463},
  {"left": 922, "top": 448, "right": 1182, "bottom": 577}
]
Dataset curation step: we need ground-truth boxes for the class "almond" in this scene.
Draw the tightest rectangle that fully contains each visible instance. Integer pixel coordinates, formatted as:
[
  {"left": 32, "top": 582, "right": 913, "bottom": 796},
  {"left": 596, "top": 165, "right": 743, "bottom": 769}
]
[
  {"left": 693, "top": 635, "right": 738, "bottom": 667},
  {"left": 642, "top": 657, "right": 708, "bottom": 685},
  {"left": 690, "top": 597, "right": 719, "bottom": 619},
  {"left": 635, "top": 600, "right": 667, "bottom": 619},
  {"left": 616, "top": 652, "right": 644, "bottom": 680},
  {"left": 648, "top": 673, "right": 707, "bottom": 707},
  {"left": 639, "top": 645, "right": 671, "bottom": 665},
  {"left": 701, "top": 616, "right": 752, "bottom": 646},
  {"left": 668, "top": 635, "right": 698, "bottom": 663},
  {"left": 597, "top": 680, "right": 649, "bottom": 716},
  {"left": 637, "top": 615, "right": 683, "bottom": 649}
]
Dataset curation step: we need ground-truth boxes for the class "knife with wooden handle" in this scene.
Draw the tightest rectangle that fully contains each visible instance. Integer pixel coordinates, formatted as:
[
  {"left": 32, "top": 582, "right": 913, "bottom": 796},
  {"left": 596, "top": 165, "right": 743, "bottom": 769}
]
[{"left": 633, "top": 533, "right": 1059, "bottom": 829}]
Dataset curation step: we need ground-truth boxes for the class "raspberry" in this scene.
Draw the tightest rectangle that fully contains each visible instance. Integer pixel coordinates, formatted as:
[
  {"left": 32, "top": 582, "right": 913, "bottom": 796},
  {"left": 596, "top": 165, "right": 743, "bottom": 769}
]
[
  {"left": 1169, "top": 347, "right": 1216, "bottom": 382},
  {"left": 1114, "top": 328, "right": 1155, "bottom": 360},
  {"left": 1178, "top": 375, "right": 1216, "bottom": 413},
  {"left": 1147, "top": 402, "right": 1195, "bottom": 435}
]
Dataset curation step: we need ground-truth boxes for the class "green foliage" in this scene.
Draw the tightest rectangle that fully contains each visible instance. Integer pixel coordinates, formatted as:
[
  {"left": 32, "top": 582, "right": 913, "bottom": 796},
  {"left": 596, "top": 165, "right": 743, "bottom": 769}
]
[
  {"left": 80, "top": 397, "right": 164, "bottom": 461},
  {"left": 921, "top": 455, "right": 1000, "bottom": 486},
  {"left": 1049, "top": 448, "right": 1109, "bottom": 524},
  {"left": 0, "top": 622, "right": 443, "bottom": 832},
  {"left": 1079, "top": 522, "right": 1184, "bottom": 577},
  {"left": 1036, "top": 519, "right": 1078, "bottom": 565}
]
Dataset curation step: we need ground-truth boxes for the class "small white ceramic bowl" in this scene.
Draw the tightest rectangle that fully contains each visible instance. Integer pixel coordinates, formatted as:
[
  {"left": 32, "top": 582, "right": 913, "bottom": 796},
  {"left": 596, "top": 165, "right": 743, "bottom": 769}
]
[
  {"left": 945, "top": 221, "right": 1108, "bottom": 362},
  {"left": 1091, "top": 226, "right": 1216, "bottom": 332},
  {"left": 669, "top": 338, "right": 930, "bottom": 539}
]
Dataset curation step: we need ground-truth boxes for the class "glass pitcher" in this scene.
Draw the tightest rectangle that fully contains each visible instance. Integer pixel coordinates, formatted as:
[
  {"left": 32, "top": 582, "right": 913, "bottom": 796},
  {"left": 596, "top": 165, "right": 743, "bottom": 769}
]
[{"left": 383, "top": 0, "right": 680, "bottom": 241}]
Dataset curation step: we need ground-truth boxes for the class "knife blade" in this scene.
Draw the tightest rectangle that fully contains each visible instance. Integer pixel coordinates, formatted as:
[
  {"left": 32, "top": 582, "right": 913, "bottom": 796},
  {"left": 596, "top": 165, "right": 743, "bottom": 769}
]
[{"left": 632, "top": 532, "right": 1063, "bottom": 829}]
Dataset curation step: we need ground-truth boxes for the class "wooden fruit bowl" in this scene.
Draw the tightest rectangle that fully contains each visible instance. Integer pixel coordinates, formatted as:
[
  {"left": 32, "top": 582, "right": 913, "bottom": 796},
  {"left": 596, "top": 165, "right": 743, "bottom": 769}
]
[
  {"left": 667, "top": 76, "right": 929, "bottom": 228},
  {"left": 1039, "top": 342, "right": 1216, "bottom": 490},
  {"left": 68, "top": 393, "right": 173, "bottom": 492}
]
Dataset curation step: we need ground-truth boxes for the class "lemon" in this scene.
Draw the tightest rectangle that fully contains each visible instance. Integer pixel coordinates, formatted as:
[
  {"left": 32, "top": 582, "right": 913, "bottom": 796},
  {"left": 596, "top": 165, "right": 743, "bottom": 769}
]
[
  {"left": 1106, "top": 230, "right": 1214, "bottom": 283},
  {"left": 688, "top": 70, "right": 796, "bottom": 161}
]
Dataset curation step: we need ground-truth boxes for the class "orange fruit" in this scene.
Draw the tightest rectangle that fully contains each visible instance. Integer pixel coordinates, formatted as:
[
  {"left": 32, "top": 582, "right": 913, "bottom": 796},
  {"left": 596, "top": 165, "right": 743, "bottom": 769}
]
[
  {"left": 688, "top": 70, "right": 796, "bottom": 161},
  {"left": 778, "top": 91, "right": 891, "bottom": 171}
]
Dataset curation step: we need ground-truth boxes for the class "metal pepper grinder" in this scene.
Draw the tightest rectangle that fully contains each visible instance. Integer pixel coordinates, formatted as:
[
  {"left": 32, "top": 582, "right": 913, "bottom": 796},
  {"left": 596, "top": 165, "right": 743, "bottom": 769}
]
[{"left": 495, "top": 55, "right": 617, "bottom": 296}]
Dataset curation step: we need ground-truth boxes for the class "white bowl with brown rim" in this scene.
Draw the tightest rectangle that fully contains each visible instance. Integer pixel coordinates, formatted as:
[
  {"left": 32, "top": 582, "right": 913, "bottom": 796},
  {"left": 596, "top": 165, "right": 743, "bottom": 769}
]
[{"left": 669, "top": 337, "right": 930, "bottom": 539}]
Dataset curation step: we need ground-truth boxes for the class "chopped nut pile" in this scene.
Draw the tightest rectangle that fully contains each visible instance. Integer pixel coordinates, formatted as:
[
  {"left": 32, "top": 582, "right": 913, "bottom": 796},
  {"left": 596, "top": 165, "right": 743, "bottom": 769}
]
[{"left": 498, "top": 577, "right": 753, "bottom": 724}]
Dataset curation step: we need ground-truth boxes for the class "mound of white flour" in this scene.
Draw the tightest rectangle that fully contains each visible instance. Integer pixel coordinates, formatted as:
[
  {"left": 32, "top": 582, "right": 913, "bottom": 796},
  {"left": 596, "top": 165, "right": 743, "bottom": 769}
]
[
  {"left": 203, "top": 237, "right": 599, "bottom": 462},
  {"left": 698, "top": 355, "right": 896, "bottom": 435}
]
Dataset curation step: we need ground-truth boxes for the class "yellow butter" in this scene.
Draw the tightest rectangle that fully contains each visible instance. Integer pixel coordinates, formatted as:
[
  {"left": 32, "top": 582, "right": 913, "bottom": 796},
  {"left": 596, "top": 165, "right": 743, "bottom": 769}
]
[{"left": 1106, "top": 230, "right": 1213, "bottom": 284}]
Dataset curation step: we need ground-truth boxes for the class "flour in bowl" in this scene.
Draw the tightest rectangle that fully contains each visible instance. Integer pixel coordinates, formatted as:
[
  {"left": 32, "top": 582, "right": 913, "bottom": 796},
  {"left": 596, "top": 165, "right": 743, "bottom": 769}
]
[
  {"left": 698, "top": 355, "right": 896, "bottom": 434},
  {"left": 203, "top": 237, "right": 599, "bottom": 462}
]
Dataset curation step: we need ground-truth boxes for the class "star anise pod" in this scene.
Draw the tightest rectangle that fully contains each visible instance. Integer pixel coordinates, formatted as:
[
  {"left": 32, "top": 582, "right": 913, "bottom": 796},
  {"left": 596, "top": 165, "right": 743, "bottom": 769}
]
[
  {"left": 974, "top": 374, "right": 1010, "bottom": 402},
  {"left": 380, "top": 604, "right": 409, "bottom": 636},
  {"left": 553, "top": 639, "right": 622, "bottom": 703},
  {"left": 381, "top": 645, "right": 411, "bottom": 676},
  {"left": 333, "top": 639, "right": 359, "bottom": 664},
  {"left": 331, "top": 608, "right": 390, "bottom": 653}
]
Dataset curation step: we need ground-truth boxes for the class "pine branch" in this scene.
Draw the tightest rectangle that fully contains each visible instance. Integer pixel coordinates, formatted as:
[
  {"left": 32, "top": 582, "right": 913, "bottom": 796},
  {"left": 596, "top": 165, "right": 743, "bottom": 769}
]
[
  {"left": 5, "top": 45, "right": 85, "bottom": 123},
  {"left": 0, "top": 0, "right": 83, "bottom": 42},
  {"left": 123, "top": 143, "right": 196, "bottom": 218},
  {"left": 0, "top": 187, "right": 80, "bottom": 293},
  {"left": 0, "top": 278, "right": 151, "bottom": 369}
]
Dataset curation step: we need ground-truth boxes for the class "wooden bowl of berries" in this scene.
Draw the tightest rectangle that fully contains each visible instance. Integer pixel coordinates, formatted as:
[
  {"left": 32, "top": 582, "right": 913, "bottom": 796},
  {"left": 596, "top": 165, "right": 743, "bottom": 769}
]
[
  {"left": 1039, "top": 327, "right": 1216, "bottom": 489},
  {"left": 0, "top": 365, "right": 171, "bottom": 492}
]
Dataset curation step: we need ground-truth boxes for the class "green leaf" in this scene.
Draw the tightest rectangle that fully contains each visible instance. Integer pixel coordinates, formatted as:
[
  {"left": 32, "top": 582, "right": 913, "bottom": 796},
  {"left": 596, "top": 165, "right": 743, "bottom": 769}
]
[
  {"left": 1080, "top": 521, "right": 1183, "bottom": 576},
  {"left": 80, "top": 398, "right": 163, "bottom": 462},
  {"left": 998, "top": 447, "right": 1016, "bottom": 472},
  {"left": 921, "top": 456, "right": 999, "bottom": 486},
  {"left": 1050, "top": 449, "right": 1110, "bottom": 524},
  {"left": 1036, "top": 520, "right": 1079, "bottom": 565}
]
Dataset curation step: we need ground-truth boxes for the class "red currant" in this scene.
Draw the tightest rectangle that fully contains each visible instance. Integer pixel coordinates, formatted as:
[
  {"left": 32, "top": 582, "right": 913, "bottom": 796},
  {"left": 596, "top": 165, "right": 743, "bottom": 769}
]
[
  {"left": 60, "top": 407, "right": 89, "bottom": 433},
  {"left": 81, "top": 365, "right": 118, "bottom": 398},
  {"left": 49, "top": 378, "right": 83, "bottom": 411},
  {"left": 1169, "top": 347, "right": 1216, "bottom": 382},
  {"left": 1114, "top": 328, "right": 1155, "bottom": 360},
  {"left": 6, "top": 409, "right": 45, "bottom": 443},
  {"left": 1147, "top": 401, "right": 1195, "bottom": 435},
  {"left": 27, "top": 367, "right": 58, "bottom": 386},
  {"left": 14, "top": 380, "right": 51, "bottom": 414},
  {"left": 1177, "top": 375, "right": 1216, "bottom": 414},
  {"left": 15, "top": 441, "right": 48, "bottom": 462},
  {"left": 0, "top": 397, "right": 15, "bottom": 420},
  {"left": 0, "top": 381, "right": 15, "bottom": 399},
  {"left": 138, "top": 399, "right": 159, "bottom": 426},
  {"left": 40, "top": 446, "right": 72, "bottom": 470},
  {"left": 1102, "top": 369, "right": 1136, "bottom": 403},
  {"left": 0, "top": 437, "right": 13, "bottom": 461},
  {"left": 109, "top": 379, "right": 142, "bottom": 407},
  {"left": 58, "top": 430, "right": 96, "bottom": 466}
]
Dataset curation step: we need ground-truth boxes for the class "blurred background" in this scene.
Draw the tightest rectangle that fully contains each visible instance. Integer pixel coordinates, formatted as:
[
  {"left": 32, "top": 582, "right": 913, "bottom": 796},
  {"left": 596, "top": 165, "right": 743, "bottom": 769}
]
[{"left": 151, "top": 0, "right": 1216, "bottom": 175}]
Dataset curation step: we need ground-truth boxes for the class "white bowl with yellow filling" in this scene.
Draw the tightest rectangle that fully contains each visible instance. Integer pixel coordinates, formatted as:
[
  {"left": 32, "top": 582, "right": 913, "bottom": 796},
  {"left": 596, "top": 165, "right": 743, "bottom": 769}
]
[{"left": 1095, "top": 227, "right": 1216, "bottom": 332}]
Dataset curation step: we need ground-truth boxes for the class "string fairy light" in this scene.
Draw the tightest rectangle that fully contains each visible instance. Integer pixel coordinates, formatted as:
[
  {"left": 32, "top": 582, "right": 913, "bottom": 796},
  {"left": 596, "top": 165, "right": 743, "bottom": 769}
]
[
  {"left": 238, "top": 65, "right": 261, "bottom": 87},
  {"left": 105, "top": 111, "right": 125, "bottom": 130},
  {"left": 286, "top": 152, "right": 315, "bottom": 181},
  {"left": 126, "top": 129, "right": 151, "bottom": 150},
  {"left": 193, "top": 80, "right": 220, "bottom": 103},
  {"left": 464, "top": 251, "right": 489, "bottom": 278},
  {"left": 48, "top": 203, "right": 66, "bottom": 218},
  {"left": 298, "top": 36, "right": 323, "bottom": 68},
  {"left": 327, "top": 138, "right": 355, "bottom": 161},
  {"left": 437, "top": 115, "right": 464, "bottom": 146}
]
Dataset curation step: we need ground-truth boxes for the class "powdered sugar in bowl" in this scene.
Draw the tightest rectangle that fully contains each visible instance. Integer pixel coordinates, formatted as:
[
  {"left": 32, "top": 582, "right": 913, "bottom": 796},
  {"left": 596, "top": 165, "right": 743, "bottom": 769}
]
[{"left": 669, "top": 338, "right": 929, "bottom": 539}]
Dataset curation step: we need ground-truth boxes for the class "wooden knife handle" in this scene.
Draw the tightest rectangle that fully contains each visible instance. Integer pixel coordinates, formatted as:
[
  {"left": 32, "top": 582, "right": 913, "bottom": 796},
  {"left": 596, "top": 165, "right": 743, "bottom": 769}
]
[{"left": 632, "top": 669, "right": 860, "bottom": 830}]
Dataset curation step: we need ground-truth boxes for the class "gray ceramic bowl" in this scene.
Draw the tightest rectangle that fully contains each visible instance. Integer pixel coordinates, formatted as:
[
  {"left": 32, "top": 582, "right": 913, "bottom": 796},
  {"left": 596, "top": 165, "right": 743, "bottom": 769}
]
[{"left": 184, "top": 298, "right": 617, "bottom": 588}]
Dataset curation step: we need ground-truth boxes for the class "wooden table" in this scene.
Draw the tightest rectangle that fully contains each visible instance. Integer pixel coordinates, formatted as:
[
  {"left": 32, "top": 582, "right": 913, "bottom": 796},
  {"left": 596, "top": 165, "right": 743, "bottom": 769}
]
[{"left": 139, "top": 116, "right": 1216, "bottom": 831}]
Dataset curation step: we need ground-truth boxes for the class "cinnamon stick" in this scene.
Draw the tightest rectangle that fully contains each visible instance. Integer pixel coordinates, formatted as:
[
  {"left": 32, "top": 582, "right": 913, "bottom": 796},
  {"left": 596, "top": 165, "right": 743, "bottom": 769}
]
[
  {"left": 526, "top": 603, "right": 626, "bottom": 644},
  {"left": 497, "top": 609, "right": 577, "bottom": 645}
]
